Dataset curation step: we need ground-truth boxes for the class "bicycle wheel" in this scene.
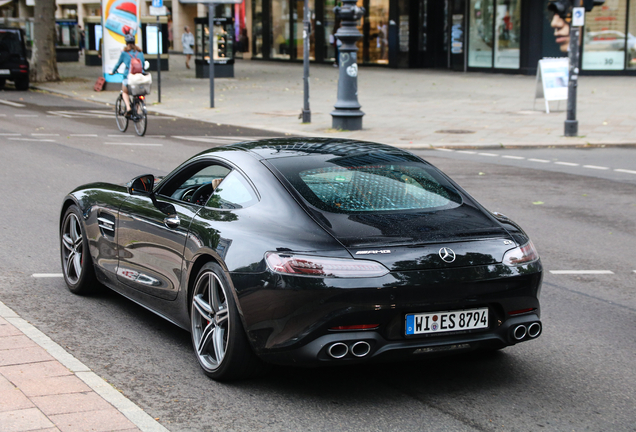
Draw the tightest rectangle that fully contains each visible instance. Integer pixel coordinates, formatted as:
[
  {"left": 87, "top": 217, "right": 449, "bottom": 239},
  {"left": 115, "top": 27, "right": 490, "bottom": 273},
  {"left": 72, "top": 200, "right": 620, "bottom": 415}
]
[
  {"left": 115, "top": 94, "right": 129, "bottom": 132},
  {"left": 134, "top": 99, "right": 147, "bottom": 136}
]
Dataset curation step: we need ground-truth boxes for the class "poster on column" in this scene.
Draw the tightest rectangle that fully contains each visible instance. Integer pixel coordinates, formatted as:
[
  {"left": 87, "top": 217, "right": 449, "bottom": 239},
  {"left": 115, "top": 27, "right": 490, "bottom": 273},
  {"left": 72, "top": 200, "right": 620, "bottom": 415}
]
[{"left": 102, "top": 0, "right": 142, "bottom": 83}]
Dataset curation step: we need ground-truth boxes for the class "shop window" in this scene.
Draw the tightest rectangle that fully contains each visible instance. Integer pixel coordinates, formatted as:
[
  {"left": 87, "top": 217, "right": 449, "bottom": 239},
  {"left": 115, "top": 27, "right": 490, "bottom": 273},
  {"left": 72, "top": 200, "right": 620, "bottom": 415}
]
[
  {"left": 324, "top": 0, "right": 337, "bottom": 62},
  {"left": 582, "top": 0, "right": 627, "bottom": 70},
  {"left": 494, "top": 0, "right": 520, "bottom": 68},
  {"left": 368, "top": 0, "right": 389, "bottom": 64},
  {"left": 294, "top": 0, "right": 315, "bottom": 60},
  {"left": 253, "top": 0, "right": 263, "bottom": 58},
  {"left": 469, "top": 0, "right": 494, "bottom": 67},
  {"left": 627, "top": 0, "right": 636, "bottom": 68},
  {"left": 271, "top": 0, "right": 290, "bottom": 59}
]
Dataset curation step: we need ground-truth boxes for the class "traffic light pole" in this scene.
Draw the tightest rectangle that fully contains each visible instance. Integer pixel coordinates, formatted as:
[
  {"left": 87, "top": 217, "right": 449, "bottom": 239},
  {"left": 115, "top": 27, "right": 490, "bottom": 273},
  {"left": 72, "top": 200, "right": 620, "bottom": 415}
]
[{"left": 564, "top": 0, "right": 583, "bottom": 137}]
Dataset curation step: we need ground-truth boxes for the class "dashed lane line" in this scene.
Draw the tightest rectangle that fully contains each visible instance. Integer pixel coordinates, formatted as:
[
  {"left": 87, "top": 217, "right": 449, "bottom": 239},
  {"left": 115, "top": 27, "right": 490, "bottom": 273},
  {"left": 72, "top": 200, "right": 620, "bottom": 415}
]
[
  {"left": 32, "top": 273, "right": 63, "bottom": 278},
  {"left": 69, "top": 134, "right": 98, "bottom": 137},
  {"left": 0, "top": 133, "right": 22, "bottom": 136},
  {"left": 14, "top": 114, "right": 38, "bottom": 117},
  {"left": 433, "top": 149, "right": 635, "bottom": 176},
  {"left": 7, "top": 138, "right": 56, "bottom": 142},
  {"left": 550, "top": 270, "right": 615, "bottom": 275},
  {"left": 103, "top": 142, "right": 163, "bottom": 146},
  {"left": 32, "top": 133, "right": 60, "bottom": 137},
  {"left": 0, "top": 99, "right": 25, "bottom": 107}
]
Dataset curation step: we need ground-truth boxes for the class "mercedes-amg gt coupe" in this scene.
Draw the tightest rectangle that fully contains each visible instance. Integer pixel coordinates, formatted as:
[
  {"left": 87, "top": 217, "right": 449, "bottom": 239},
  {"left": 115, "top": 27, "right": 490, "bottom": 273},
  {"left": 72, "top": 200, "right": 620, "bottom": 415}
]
[{"left": 60, "top": 138, "right": 543, "bottom": 381}]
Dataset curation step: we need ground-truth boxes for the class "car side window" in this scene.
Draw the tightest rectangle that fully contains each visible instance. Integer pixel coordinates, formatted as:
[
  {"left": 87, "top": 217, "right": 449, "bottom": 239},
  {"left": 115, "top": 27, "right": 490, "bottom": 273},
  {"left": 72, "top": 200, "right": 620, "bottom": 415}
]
[
  {"left": 205, "top": 170, "right": 258, "bottom": 209},
  {"left": 157, "top": 163, "right": 231, "bottom": 204}
]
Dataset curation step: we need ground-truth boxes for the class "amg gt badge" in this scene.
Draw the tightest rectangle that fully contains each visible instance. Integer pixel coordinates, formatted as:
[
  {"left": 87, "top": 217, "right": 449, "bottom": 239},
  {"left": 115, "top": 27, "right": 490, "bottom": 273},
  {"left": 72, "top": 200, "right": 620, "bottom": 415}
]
[
  {"left": 356, "top": 250, "right": 391, "bottom": 255},
  {"left": 439, "top": 247, "right": 456, "bottom": 263}
]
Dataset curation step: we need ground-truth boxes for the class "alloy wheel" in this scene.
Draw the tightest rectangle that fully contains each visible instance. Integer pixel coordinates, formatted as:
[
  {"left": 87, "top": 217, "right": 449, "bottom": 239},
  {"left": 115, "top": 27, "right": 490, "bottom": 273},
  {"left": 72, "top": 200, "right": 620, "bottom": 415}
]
[
  {"left": 191, "top": 271, "right": 230, "bottom": 371},
  {"left": 61, "top": 212, "right": 84, "bottom": 285}
]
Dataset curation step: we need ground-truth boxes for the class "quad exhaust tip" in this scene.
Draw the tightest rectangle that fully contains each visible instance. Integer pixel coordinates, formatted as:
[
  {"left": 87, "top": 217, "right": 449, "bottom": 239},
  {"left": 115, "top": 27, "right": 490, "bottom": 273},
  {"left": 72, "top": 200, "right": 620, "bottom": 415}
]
[
  {"left": 528, "top": 322, "right": 542, "bottom": 338},
  {"left": 513, "top": 324, "right": 527, "bottom": 340},
  {"left": 327, "top": 342, "right": 348, "bottom": 359},
  {"left": 351, "top": 341, "right": 371, "bottom": 357}
]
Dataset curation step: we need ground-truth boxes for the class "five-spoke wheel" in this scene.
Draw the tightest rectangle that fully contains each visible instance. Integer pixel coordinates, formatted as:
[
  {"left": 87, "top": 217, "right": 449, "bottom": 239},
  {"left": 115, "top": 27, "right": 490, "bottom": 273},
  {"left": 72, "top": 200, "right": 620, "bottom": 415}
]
[
  {"left": 190, "top": 262, "right": 266, "bottom": 381},
  {"left": 60, "top": 205, "right": 98, "bottom": 294}
]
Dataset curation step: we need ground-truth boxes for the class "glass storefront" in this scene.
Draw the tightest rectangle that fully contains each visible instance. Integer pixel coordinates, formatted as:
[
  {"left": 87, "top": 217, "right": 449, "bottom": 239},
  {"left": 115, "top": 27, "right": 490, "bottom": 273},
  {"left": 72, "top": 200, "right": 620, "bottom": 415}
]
[
  {"left": 294, "top": 0, "right": 315, "bottom": 59},
  {"left": 582, "top": 0, "right": 627, "bottom": 70},
  {"left": 271, "top": 0, "right": 290, "bottom": 58},
  {"left": 253, "top": 0, "right": 264, "bottom": 58},
  {"left": 468, "top": 0, "right": 493, "bottom": 67},
  {"left": 494, "top": 0, "right": 520, "bottom": 69},
  {"left": 629, "top": 0, "right": 636, "bottom": 68}
]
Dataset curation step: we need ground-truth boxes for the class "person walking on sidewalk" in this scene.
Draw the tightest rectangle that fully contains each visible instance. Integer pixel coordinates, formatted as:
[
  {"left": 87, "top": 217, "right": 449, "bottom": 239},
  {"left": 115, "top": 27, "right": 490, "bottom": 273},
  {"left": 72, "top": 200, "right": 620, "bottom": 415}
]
[{"left": 182, "top": 26, "right": 195, "bottom": 69}]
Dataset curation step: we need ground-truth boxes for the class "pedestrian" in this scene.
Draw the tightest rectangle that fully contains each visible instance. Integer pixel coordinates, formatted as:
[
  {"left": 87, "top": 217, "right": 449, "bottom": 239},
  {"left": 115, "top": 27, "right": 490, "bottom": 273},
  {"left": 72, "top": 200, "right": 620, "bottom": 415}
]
[
  {"left": 78, "top": 25, "right": 86, "bottom": 56},
  {"left": 182, "top": 26, "right": 195, "bottom": 69}
]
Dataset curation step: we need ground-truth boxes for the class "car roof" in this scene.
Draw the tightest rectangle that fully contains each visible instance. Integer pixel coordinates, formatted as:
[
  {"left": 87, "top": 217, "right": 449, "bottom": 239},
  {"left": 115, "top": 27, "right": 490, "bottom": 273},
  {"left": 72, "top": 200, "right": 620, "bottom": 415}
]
[{"left": 221, "top": 138, "right": 415, "bottom": 161}]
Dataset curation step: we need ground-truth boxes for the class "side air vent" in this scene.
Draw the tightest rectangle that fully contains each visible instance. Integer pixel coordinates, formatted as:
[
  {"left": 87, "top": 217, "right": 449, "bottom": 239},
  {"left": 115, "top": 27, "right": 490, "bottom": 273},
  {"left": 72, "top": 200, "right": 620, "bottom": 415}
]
[{"left": 98, "top": 212, "right": 116, "bottom": 238}]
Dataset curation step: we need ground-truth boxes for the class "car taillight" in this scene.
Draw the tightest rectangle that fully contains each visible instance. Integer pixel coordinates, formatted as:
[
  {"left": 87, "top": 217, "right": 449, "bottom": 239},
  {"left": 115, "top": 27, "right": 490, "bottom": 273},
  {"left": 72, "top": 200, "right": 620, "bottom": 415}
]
[
  {"left": 19, "top": 64, "right": 28, "bottom": 69},
  {"left": 265, "top": 252, "right": 389, "bottom": 278},
  {"left": 503, "top": 240, "right": 539, "bottom": 266}
]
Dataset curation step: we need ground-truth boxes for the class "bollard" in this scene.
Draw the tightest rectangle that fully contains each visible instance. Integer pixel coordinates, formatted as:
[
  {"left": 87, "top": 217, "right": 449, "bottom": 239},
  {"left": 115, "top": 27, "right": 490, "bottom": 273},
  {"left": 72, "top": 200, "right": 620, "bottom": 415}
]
[{"left": 331, "top": 0, "right": 365, "bottom": 131}]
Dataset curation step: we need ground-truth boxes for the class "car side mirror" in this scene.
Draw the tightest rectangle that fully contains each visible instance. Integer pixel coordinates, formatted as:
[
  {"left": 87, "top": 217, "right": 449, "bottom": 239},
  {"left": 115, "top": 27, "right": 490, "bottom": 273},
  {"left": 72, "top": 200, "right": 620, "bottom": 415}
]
[{"left": 127, "top": 174, "right": 155, "bottom": 196}]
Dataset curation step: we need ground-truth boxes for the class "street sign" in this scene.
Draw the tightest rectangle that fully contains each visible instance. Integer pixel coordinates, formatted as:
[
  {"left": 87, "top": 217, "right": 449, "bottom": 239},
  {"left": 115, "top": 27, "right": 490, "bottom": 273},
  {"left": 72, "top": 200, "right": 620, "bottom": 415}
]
[
  {"left": 151, "top": 0, "right": 163, "bottom": 7},
  {"left": 149, "top": 5, "right": 168, "bottom": 16},
  {"left": 572, "top": 7, "right": 585, "bottom": 26}
]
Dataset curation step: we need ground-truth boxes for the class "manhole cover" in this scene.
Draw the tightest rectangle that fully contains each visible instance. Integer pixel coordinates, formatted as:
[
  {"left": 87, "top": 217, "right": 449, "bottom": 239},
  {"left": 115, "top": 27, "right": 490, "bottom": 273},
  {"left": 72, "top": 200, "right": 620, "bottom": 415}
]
[{"left": 435, "top": 129, "right": 476, "bottom": 134}]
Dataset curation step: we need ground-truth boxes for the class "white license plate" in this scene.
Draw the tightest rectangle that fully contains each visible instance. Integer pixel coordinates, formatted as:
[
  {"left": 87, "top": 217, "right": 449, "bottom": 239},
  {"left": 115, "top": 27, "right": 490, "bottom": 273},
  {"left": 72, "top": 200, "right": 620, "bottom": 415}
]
[
  {"left": 406, "top": 308, "right": 488, "bottom": 335},
  {"left": 0, "top": 69, "right": 10, "bottom": 75}
]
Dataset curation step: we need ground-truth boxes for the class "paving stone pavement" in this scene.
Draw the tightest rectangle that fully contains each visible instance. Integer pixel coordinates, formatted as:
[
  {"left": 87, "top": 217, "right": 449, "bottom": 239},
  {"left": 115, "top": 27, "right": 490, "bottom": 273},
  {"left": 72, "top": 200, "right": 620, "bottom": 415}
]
[
  {"left": 0, "top": 301, "right": 169, "bottom": 432},
  {"left": 33, "top": 53, "right": 636, "bottom": 148}
]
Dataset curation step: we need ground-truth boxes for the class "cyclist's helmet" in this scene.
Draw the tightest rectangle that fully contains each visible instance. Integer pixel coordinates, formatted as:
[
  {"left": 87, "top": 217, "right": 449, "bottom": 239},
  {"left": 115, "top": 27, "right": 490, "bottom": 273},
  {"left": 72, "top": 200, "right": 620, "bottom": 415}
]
[{"left": 124, "top": 33, "right": 136, "bottom": 44}]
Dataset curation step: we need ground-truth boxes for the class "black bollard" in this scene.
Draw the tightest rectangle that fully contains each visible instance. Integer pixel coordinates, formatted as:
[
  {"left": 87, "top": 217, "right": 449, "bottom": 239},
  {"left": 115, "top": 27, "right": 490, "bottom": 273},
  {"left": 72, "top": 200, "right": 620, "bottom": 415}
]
[{"left": 331, "top": 0, "right": 365, "bottom": 131}]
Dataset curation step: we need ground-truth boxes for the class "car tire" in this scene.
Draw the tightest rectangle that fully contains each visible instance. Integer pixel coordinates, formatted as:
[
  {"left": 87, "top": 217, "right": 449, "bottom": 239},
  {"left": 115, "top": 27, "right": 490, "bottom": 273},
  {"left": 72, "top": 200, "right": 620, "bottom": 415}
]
[
  {"left": 190, "top": 262, "right": 267, "bottom": 381},
  {"left": 60, "top": 205, "right": 99, "bottom": 295},
  {"left": 14, "top": 78, "right": 29, "bottom": 91}
]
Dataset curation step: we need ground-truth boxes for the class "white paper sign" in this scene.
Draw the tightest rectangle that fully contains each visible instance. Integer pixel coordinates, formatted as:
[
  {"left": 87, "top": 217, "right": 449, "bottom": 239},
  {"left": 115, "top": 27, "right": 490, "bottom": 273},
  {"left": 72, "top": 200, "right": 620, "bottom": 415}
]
[{"left": 535, "top": 58, "right": 569, "bottom": 113}]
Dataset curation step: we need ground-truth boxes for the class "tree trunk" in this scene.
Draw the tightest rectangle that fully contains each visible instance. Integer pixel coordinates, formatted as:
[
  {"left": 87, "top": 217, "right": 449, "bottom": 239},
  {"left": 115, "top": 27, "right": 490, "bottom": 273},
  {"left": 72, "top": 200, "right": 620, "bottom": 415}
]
[{"left": 30, "top": 0, "right": 60, "bottom": 83}]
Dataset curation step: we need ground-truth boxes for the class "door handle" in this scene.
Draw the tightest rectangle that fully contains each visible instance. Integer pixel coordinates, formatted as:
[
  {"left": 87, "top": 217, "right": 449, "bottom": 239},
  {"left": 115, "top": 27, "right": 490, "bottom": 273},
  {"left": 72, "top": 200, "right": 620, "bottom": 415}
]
[{"left": 164, "top": 215, "right": 180, "bottom": 228}]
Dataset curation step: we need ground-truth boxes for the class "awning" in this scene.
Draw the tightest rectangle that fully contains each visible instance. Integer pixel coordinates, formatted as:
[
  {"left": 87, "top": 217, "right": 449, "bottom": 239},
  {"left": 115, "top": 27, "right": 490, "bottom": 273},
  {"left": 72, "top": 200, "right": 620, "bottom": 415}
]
[{"left": 0, "top": 0, "right": 14, "bottom": 8}]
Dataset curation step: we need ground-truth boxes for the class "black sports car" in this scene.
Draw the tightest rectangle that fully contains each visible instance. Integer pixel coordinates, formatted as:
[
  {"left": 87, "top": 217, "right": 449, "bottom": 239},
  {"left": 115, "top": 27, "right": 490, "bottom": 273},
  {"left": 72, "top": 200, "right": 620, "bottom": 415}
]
[{"left": 60, "top": 139, "right": 542, "bottom": 381}]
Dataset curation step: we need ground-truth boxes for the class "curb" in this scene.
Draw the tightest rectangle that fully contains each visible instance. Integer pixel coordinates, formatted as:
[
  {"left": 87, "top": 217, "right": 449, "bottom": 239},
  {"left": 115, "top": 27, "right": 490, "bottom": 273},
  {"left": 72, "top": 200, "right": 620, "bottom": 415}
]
[{"left": 0, "top": 300, "right": 170, "bottom": 432}]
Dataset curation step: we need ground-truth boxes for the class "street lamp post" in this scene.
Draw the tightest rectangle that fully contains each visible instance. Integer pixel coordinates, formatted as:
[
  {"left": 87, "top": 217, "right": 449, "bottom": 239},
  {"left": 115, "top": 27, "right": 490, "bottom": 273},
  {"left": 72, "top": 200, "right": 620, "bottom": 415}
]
[
  {"left": 565, "top": 1, "right": 583, "bottom": 137},
  {"left": 331, "top": 0, "right": 365, "bottom": 131},
  {"left": 301, "top": 0, "right": 311, "bottom": 123}
]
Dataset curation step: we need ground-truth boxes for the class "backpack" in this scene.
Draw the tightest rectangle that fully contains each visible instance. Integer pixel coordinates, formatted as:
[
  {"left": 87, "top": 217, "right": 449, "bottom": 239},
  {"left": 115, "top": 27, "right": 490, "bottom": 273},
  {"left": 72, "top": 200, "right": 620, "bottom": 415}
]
[{"left": 129, "top": 51, "right": 142, "bottom": 75}]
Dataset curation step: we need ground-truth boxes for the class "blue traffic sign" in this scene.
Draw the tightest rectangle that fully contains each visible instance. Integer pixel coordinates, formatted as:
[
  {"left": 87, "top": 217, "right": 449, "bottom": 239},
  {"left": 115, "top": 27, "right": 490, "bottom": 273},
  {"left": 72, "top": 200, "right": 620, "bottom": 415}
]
[{"left": 152, "top": 0, "right": 163, "bottom": 7}]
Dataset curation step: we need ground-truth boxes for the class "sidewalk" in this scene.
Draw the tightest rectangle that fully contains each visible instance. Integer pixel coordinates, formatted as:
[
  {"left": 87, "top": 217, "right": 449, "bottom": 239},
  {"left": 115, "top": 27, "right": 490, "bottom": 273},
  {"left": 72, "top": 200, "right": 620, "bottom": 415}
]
[
  {"left": 0, "top": 301, "right": 168, "bottom": 432},
  {"left": 35, "top": 54, "right": 636, "bottom": 148}
]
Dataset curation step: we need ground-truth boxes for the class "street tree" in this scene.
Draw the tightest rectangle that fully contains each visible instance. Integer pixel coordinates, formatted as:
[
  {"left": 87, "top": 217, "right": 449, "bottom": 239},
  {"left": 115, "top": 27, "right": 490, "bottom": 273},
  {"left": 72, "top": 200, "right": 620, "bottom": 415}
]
[{"left": 30, "top": 0, "right": 59, "bottom": 82}]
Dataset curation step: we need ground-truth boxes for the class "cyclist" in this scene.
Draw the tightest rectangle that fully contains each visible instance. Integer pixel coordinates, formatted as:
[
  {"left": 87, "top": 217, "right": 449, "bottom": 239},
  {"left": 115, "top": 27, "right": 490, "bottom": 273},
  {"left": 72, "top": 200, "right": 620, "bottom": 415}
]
[{"left": 109, "top": 33, "right": 145, "bottom": 117}]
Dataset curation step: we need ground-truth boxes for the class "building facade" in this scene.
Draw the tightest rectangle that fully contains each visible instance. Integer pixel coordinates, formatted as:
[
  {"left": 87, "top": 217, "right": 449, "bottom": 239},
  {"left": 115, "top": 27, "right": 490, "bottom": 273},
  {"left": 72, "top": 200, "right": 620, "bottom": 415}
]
[{"left": 2, "top": 0, "right": 635, "bottom": 74}]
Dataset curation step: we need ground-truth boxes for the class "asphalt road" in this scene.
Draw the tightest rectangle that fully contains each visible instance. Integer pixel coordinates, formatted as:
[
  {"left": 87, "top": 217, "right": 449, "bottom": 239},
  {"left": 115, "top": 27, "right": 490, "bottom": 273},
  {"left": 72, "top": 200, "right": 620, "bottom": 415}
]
[{"left": 1, "top": 89, "right": 635, "bottom": 432}]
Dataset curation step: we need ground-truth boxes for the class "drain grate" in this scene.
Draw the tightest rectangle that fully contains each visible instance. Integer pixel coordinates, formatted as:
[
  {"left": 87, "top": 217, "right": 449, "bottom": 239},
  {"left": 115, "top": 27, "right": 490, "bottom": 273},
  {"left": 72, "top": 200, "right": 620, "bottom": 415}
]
[{"left": 435, "top": 129, "right": 476, "bottom": 134}]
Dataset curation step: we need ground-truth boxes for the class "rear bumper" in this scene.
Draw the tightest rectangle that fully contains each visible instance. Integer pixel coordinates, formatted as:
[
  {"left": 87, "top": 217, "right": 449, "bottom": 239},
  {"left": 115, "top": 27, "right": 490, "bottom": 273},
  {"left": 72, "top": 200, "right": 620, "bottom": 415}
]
[{"left": 260, "top": 313, "right": 542, "bottom": 366}]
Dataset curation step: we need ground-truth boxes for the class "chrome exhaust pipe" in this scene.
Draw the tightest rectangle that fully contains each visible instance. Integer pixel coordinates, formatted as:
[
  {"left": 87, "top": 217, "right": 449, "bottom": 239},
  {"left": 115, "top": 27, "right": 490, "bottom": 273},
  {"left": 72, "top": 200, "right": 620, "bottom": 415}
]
[
  {"left": 527, "top": 322, "right": 542, "bottom": 338},
  {"left": 351, "top": 341, "right": 371, "bottom": 358},
  {"left": 327, "top": 342, "right": 349, "bottom": 359},
  {"left": 513, "top": 324, "right": 527, "bottom": 341}
]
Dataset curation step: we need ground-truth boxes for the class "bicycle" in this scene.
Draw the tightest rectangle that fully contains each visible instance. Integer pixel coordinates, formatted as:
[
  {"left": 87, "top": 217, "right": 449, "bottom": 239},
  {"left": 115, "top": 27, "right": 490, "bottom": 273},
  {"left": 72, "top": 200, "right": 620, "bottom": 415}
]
[{"left": 112, "top": 71, "right": 149, "bottom": 137}]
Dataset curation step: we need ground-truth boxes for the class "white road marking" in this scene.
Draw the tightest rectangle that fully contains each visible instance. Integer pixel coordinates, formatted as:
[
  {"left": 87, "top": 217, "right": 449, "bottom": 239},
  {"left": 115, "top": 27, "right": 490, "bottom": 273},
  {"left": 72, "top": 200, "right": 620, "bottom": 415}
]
[
  {"left": 583, "top": 165, "right": 609, "bottom": 170},
  {"left": 32, "top": 133, "right": 60, "bottom": 136},
  {"left": 15, "top": 114, "right": 38, "bottom": 117},
  {"left": 615, "top": 168, "right": 636, "bottom": 175},
  {"left": 555, "top": 161, "right": 579, "bottom": 166},
  {"left": 32, "top": 273, "right": 64, "bottom": 278},
  {"left": 0, "top": 99, "right": 25, "bottom": 107},
  {"left": 0, "top": 133, "right": 22, "bottom": 136},
  {"left": 502, "top": 155, "right": 525, "bottom": 160},
  {"left": 528, "top": 158, "right": 550, "bottom": 163},
  {"left": 70, "top": 134, "right": 99, "bottom": 137},
  {"left": 144, "top": 135, "right": 166, "bottom": 138},
  {"left": 104, "top": 142, "right": 163, "bottom": 146},
  {"left": 434, "top": 148, "right": 455, "bottom": 152},
  {"left": 457, "top": 150, "right": 477, "bottom": 154},
  {"left": 171, "top": 136, "right": 245, "bottom": 144},
  {"left": 478, "top": 153, "right": 498, "bottom": 157},
  {"left": 7, "top": 138, "right": 56, "bottom": 142},
  {"left": 550, "top": 270, "right": 614, "bottom": 275}
]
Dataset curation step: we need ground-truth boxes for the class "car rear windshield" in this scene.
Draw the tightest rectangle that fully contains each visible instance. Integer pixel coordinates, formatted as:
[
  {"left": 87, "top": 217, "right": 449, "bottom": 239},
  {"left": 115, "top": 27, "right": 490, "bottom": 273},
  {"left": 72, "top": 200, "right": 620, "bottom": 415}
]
[
  {"left": 269, "top": 154, "right": 462, "bottom": 213},
  {"left": 0, "top": 31, "right": 21, "bottom": 56}
]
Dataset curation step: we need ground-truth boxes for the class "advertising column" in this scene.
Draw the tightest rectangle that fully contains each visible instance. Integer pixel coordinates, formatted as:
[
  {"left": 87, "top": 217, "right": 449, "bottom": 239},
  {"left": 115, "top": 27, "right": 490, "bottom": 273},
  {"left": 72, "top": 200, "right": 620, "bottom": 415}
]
[{"left": 102, "top": 0, "right": 142, "bottom": 83}]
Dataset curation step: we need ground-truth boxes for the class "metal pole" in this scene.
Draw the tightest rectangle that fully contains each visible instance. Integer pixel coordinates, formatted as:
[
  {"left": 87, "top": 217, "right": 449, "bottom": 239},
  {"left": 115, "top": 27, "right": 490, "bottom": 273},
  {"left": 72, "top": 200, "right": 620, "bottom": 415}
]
[
  {"left": 331, "top": 0, "right": 365, "bottom": 130},
  {"left": 564, "top": 1, "right": 582, "bottom": 137},
  {"left": 156, "top": 16, "right": 161, "bottom": 103},
  {"left": 209, "top": 3, "right": 215, "bottom": 108},
  {"left": 301, "top": 0, "right": 311, "bottom": 123}
]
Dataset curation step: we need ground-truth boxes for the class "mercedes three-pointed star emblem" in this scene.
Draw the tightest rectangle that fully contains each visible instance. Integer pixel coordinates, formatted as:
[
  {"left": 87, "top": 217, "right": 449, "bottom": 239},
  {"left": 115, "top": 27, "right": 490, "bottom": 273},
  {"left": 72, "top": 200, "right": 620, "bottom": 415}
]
[{"left": 439, "top": 247, "right": 456, "bottom": 263}]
